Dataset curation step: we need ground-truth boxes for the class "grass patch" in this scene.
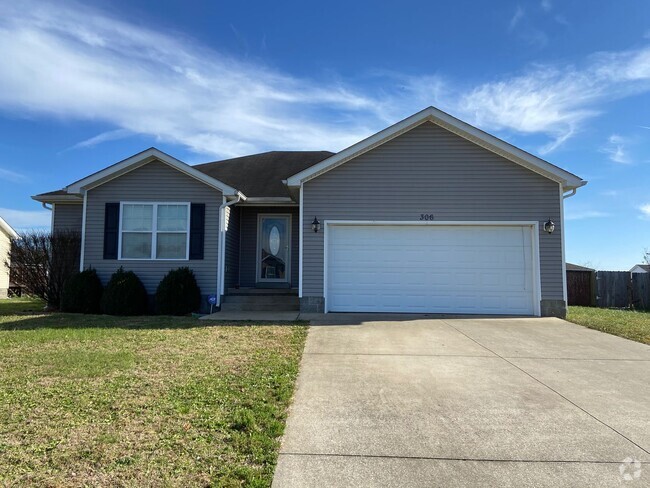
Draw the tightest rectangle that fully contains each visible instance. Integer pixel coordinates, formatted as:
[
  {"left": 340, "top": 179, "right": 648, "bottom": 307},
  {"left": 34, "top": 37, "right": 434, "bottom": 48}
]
[
  {"left": 567, "top": 306, "right": 650, "bottom": 345},
  {"left": 0, "top": 297, "right": 307, "bottom": 486},
  {"left": 0, "top": 296, "right": 45, "bottom": 315}
]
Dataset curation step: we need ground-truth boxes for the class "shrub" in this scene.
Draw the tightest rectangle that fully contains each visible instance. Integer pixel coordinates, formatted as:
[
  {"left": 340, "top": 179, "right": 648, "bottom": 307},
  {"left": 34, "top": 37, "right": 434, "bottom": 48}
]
[
  {"left": 61, "top": 269, "right": 103, "bottom": 313},
  {"left": 100, "top": 267, "right": 148, "bottom": 316},
  {"left": 155, "top": 267, "right": 201, "bottom": 315},
  {"left": 6, "top": 230, "right": 81, "bottom": 308}
]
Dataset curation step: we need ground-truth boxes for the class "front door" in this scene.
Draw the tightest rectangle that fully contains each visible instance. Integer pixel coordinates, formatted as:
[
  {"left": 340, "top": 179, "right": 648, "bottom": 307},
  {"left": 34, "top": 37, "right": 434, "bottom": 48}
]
[{"left": 257, "top": 214, "right": 291, "bottom": 284}]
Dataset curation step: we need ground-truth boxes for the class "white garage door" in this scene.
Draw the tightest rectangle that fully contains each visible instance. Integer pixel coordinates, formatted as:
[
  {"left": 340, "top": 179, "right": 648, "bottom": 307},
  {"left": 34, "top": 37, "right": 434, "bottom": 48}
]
[{"left": 326, "top": 224, "right": 537, "bottom": 315}]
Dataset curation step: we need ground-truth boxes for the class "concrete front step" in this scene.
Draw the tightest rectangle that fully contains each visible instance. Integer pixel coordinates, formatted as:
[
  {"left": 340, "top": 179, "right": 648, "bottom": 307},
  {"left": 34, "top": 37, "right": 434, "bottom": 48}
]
[
  {"left": 220, "top": 294, "right": 299, "bottom": 312},
  {"left": 220, "top": 302, "right": 299, "bottom": 312},
  {"left": 227, "top": 287, "right": 298, "bottom": 296},
  {"left": 224, "top": 295, "right": 299, "bottom": 305}
]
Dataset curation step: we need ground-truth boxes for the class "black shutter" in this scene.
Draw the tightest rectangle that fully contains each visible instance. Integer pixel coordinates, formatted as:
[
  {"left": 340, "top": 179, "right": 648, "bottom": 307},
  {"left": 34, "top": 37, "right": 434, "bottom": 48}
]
[
  {"left": 103, "top": 203, "right": 120, "bottom": 259},
  {"left": 189, "top": 203, "right": 205, "bottom": 260}
]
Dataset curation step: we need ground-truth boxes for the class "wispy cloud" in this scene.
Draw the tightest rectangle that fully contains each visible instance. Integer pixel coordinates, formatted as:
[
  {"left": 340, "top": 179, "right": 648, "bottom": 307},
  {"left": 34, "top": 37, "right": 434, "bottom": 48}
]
[
  {"left": 0, "top": 207, "right": 51, "bottom": 230},
  {"left": 640, "top": 204, "right": 650, "bottom": 220},
  {"left": 0, "top": 1, "right": 383, "bottom": 158},
  {"left": 0, "top": 0, "right": 649, "bottom": 159},
  {"left": 601, "top": 190, "right": 618, "bottom": 197},
  {"left": 541, "top": 0, "right": 552, "bottom": 12},
  {"left": 0, "top": 167, "right": 27, "bottom": 183},
  {"left": 446, "top": 47, "right": 650, "bottom": 153},
  {"left": 67, "top": 129, "right": 133, "bottom": 151},
  {"left": 565, "top": 210, "right": 610, "bottom": 221},
  {"left": 509, "top": 6, "right": 525, "bottom": 31},
  {"left": 601, "top": 134, "right": 631, "bottom": 164}
]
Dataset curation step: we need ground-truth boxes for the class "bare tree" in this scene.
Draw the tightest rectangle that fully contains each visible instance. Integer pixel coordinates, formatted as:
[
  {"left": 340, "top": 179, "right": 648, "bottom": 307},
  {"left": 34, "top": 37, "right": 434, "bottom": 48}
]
[{"left": 5, "top": 230, "right": 81, "bottom": 308}]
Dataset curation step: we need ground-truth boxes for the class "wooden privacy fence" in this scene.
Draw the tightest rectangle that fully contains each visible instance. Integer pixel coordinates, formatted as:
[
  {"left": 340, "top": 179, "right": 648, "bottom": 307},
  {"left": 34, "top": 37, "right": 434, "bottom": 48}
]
[
  {"left": 567, "top": 270, "right": 595, "bottom": 306},
  {"left": 595, "top": 271, "right": 650, "bottom": 310}
]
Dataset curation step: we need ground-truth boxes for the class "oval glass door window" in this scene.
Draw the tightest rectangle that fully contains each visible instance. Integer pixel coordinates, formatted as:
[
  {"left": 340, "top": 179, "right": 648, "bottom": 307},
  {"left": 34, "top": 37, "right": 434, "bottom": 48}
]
[{"left": 269, "top": 226, "right": 281, "bottom": 256}]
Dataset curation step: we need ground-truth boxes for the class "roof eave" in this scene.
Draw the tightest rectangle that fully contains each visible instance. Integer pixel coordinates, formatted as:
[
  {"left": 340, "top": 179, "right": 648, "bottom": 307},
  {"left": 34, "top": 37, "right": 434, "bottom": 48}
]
[
  {"left": 0, "top": 216, "right": 18, "bottom": 238},
  {"left": 31, "top": 193, "right": 83, "bottom": 204}
]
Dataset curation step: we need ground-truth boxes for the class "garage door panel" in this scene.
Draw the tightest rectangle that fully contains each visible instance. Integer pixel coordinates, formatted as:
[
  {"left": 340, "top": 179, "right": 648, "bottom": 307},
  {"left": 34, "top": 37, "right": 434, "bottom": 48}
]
[{"left": 327, "top": 225, "right": 536, "bottom": 315}]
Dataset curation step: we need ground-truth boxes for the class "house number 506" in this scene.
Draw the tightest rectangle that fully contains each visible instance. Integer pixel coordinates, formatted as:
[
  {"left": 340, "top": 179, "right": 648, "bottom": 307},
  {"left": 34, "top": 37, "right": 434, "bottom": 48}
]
[{"left": 419, "top": 214, "right": 434, "bottom": 221}]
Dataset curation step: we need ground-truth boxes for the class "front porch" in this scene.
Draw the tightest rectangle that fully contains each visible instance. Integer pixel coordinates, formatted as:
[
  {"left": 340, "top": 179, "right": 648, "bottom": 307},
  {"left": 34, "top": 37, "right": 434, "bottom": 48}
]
[{"left": 222, "top": 205, "right": 299, "bottom": 307}]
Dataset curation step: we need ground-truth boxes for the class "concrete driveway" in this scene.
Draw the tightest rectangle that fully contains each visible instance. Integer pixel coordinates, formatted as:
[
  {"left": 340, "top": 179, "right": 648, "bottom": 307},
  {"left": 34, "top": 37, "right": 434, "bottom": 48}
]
[{"left": 273, "top": 316, "right": 650, "bottom": 487}]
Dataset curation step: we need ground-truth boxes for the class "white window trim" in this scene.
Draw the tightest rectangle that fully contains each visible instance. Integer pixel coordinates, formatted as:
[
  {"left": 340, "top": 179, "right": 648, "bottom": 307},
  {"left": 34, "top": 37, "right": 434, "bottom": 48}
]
[{"left": 118, "top": 201, "right": 191, "bottom": 261}]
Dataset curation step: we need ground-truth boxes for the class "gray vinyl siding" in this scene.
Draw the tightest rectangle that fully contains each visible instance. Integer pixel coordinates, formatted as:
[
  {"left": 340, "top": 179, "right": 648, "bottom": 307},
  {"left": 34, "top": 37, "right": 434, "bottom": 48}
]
[
  {"left": 52, "top": 204, "right": 82, "bottom": 232},
  {"left": 224, "top": 205, "right": 240, "bottom": 290},
  {"left": 302, "top": 121, "right": 563, "bottom": 301},
  {"left": 238, "top": 206, "right": 299, "bottom": 288},
  {"left": 83, "top": 160, "right": 222, "bottom": 295}
]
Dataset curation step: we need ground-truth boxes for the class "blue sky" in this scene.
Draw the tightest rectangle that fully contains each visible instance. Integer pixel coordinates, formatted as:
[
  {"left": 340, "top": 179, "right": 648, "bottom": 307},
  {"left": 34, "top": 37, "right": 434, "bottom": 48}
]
[{"left": 0, "top": 0, "right": 648, "bottom": 270}]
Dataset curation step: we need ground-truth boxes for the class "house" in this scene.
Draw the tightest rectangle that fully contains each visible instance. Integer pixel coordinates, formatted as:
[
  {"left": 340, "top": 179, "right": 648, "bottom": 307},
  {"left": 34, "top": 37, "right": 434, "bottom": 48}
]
[
  {"left": 0, "top": 216, "right": 18, "bottom": 299},
  {"left": 566, "top": 263, "right": 595, "bottom": 272},
  {"left": 33, "top": 107, "right": 586, "bottom": 317},
  {"left": 630, "top": 264, "right": 650, "bottom": 274}
]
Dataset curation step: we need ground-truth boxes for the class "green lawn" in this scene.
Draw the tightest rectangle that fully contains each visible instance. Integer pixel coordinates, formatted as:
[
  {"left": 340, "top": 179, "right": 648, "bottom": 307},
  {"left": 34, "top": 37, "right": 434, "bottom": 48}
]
[
  {"left": 0, "top": 298, "right": 307, "bottom": 487},
  {"left": 567, "top": 306, "right": 650, "bottom": 345}
]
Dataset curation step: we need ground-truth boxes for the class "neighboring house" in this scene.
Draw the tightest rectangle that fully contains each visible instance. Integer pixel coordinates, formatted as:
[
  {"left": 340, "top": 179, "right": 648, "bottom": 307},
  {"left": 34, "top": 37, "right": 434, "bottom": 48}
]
[
  {"left": 0, "top": 216, "right": 18, "bottom": 299},
  {"left": 33, "top": 107, "right": 586, "bottom": 317},
  {"left": 630, "top": 264, "right": 650, "bottom": 274},
  {"left": 566, "top": 263, "right": 595, "bottom": 272}
]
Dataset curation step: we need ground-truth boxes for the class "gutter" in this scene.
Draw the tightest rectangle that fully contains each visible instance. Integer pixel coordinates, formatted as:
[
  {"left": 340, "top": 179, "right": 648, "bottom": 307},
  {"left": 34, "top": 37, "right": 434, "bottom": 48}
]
[
  {"left": 217, "top": 194, "right": 243, "bottom": 306},
  {"left": 563, "top": 188, "right": 577, "bottom": 199}
]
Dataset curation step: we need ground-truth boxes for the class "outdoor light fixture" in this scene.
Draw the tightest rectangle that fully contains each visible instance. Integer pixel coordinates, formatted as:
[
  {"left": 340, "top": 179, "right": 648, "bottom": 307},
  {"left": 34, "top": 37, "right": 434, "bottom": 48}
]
[
  {"left": 543, "top": 219, "right": 555, "bottom": 234},
  {"left": 311, "top": 217, "right": 321, "bottom": 233}
]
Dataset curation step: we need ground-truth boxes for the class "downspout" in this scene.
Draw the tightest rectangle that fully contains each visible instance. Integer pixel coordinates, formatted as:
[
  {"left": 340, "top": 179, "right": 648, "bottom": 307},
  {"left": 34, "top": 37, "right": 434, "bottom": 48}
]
[
  {"left": 559, "top": 185, "right": 577, "bottom": 310},
  {"left": 79, "top": 190, "right": 87, "bottom": 271},
  {"left": 218, "top": 193, "right": 243, "bottom": 306}
]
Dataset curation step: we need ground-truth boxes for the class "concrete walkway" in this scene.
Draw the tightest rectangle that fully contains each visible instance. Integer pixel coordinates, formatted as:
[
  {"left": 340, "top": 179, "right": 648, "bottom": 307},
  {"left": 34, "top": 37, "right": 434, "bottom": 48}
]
[{"left": 272, "top": 317, "right": 650, "bottom": 487}]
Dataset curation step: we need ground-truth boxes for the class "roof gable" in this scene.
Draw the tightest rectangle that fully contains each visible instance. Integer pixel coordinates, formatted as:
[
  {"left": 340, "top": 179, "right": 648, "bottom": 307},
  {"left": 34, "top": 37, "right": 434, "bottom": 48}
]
[
  {"left": 286, "top": 106, "right": 586, "bottom": 190},
  {"left": 65, "top": 148, "right": 242, "bottom": 196}
]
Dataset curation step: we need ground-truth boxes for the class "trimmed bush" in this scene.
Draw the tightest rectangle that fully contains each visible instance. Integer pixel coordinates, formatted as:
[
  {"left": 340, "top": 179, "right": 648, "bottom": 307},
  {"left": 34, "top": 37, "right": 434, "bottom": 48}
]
[
  {"left": 155, "top": 267, "right": 201, "bottom": 315},
  {"left": 100, "top": 267, "right": 148, "bottom": 316},
  {"left": 61, "top": 269, "right": 103, "bottom": 313}
]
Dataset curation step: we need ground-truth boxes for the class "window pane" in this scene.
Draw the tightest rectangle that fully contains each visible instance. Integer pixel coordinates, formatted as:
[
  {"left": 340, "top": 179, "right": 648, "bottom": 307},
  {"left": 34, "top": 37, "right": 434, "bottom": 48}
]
[
  {"left": 157, "top": 205, "right": 188, "bottom": 231},
  {"left": 156, "top": 232, "right": 187, "bottom": 259},
  {"left": 122, "top": 204, "right": 153, "bottom": 231},
  {"left": 122, "top": 232, "right": 152, "bottom": 259}
]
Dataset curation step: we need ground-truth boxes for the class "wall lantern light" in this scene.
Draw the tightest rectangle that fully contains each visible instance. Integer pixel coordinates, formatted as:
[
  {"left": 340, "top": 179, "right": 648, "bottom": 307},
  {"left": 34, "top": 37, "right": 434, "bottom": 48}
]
[
  {"left": 312, "top": 217, "right": 321, "bottom": 233},
  {"left": 543, "top": 219, "right": 555, "bottom": 234}
]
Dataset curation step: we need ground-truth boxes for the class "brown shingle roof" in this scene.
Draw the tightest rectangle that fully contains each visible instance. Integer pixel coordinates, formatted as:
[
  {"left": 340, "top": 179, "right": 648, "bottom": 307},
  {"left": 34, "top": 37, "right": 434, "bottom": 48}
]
[{"left": 193, "top": 151, "right": 334, "bottom": 198}]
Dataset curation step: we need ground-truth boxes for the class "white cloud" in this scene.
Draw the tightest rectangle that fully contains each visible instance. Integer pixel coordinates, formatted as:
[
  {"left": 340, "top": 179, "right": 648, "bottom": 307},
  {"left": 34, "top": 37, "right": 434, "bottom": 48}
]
[
  {"left": 442, "top": 46, "right": 650, "bottom": 153},
  {"left": 0, "top": 207, "right": 51, "bottom": 230},
  {"left": 0, "top": 1, "right": 384, "bottom": 158},
  {"left": 601, "top": 134, "right": 631, "bottom": 164},
  {"left": 601, "top": 190, "right": 618, "bottom": 197},
  {"left": 541, "top": 0, "right": 552, "bottom": 12},
  {"left": 509, "top": 6, "right": 525, "bottom": 31},
  {"left": 640, "top": 204, "right": 650, "bottom": 219},
  {"left": 565, "top": 210, "right": 610, "bottom": 221},
  {"left": 0, "top": 1, "right": 648, "bottom": 159},
  {"left": 67, "top": 129, "right": 132, "bottom": 150},
  {"left": 0, "top": 167, "right": 27, "bottom": 183}
]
